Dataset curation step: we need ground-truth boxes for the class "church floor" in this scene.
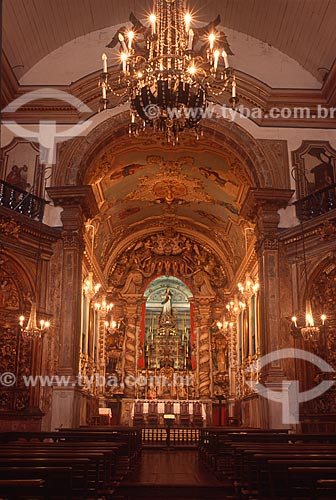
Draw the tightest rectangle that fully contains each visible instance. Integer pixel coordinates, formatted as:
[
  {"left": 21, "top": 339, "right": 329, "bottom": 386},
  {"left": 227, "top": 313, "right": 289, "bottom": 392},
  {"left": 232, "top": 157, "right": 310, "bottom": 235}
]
[{"left": 117, "top": 449, "right": 234, "bottom": 500}]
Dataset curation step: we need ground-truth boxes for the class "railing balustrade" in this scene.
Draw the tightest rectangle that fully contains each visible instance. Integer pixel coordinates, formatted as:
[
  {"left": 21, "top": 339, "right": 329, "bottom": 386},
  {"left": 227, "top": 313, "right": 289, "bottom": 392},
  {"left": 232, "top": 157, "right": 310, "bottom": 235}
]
[
  {"left": 294, "top": 184, "right": 336, "bottom": 221},
  {"left": 0, "top": 180, "right": 46, "bottom": 221},
  {"left": 142, "top": 427, "right": 200, "bottom": 447}
]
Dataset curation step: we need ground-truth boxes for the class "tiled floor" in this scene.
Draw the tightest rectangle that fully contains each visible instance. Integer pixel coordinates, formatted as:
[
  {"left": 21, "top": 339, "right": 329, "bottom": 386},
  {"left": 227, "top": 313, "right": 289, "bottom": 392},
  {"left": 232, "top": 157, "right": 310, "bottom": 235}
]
[{"left": 118, "top": 450, "right": 234, "bottom": 499}]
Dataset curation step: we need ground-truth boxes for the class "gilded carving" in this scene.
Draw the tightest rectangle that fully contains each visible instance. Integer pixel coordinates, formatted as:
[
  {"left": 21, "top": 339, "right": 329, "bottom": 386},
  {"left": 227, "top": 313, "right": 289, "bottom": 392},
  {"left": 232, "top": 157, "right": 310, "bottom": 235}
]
[
  {"left": 0, "top": 216, "right": 20, "bottom": 238},
  {"left": 62, "top": 229, "right": 84, "bottom": 250},
  {"left": 126, "top": 156, "right": 212, "bottom": 205},
  {"left": 318, "top": 219, "right": 336, "bottom": 240},
  {"left": 108, "top": 230, "right": 227, "bottom": 298}
]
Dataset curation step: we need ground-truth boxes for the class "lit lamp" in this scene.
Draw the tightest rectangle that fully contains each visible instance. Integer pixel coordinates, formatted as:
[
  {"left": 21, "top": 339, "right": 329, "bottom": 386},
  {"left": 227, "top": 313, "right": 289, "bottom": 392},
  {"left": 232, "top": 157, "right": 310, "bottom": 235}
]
[
  {"left": 289, "top": 200, "right": 327, "bottom": 341},
  {"left": 104, "top": 319, "right": 117, "bottom": 331},
  {"left": 100, "top": 0, "right": 238, "bottom": 145},
  {"left": 83, "top": 272, "right": 101, "bottom": 299},
  {"left": 95, "top": 300, "right": 113, "bottom": 312},
  {"left": 19, "top": 301, "right": 50, "bottom": 341},
  {"left": 291, "top": 311, "right": 327, "bottom": 341}
]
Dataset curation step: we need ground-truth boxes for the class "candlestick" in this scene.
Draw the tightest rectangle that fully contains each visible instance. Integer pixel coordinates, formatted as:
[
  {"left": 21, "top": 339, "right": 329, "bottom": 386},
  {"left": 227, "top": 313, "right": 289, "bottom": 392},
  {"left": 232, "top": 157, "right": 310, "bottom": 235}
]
[
  {"left": 156, "top": 342, "right": 158, "bottom": 368},
  {"left": 102, "top": 83, "right": 106, "bottom": 100},
  {"left": 102, "top": 53, "right": 107, "bottom": 73},
  {"left": 187, "top": 369, "right": 189, "bottom": 400}
]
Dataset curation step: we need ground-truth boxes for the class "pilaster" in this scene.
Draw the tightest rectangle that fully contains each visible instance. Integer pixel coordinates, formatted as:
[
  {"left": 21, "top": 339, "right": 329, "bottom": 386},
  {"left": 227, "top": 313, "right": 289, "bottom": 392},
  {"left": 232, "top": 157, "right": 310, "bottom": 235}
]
[{"left": 47, "top": 185, "right": 98, "bottom": 428}]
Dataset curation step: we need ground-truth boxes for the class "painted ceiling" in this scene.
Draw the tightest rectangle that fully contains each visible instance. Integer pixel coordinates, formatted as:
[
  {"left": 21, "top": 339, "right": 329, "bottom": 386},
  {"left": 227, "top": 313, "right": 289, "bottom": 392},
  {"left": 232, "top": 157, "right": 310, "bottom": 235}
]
[{"left": 88, "top": 146, "right": 251, "bottom": 275}]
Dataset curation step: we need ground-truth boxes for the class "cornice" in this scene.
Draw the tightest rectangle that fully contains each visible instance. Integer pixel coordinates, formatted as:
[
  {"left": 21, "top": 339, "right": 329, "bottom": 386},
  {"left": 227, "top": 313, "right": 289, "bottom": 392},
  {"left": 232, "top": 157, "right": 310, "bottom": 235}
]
[
  {"left": 1, "top": 59, "right": 336, "bottom": 128},
  {"left": 47, "top": 185, "right": 99, "bottom": 220},
  {"left": 321, "top": 59, "right": 336, "bottom": 106},
  {"left": 1, "top": 53, "right": 19, "bottom": 108},
  {"left": 0, "top": 205, "right": 61, "bottom": 257},
  {"left": 279, "top": 210, "right": 336, "bottom": 257},
  {"left": 240, "top": 188, "right": 294, "bottom": 221}
]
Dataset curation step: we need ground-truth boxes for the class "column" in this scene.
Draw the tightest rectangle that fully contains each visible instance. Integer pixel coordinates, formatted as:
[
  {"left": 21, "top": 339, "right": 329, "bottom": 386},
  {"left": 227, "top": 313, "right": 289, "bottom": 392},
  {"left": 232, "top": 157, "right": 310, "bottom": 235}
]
[
  {"left": 241, "top": 188, "right": 293, "bottom": 428},
  {"left": 197, "top": 301, "right": 212, "bottom": 399},
  {"left": 122, "top": 301, "right": 139, "bottom": 398},
  {"left": 47, "top": 186, "right": 98, "bottom": 428}
]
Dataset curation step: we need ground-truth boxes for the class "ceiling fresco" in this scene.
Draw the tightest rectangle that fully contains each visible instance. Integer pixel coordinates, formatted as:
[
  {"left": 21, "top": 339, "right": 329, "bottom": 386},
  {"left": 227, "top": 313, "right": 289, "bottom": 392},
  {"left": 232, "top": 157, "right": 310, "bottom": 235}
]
[{"left": 89, "top": 147, "right": 251, "bottom": 274}]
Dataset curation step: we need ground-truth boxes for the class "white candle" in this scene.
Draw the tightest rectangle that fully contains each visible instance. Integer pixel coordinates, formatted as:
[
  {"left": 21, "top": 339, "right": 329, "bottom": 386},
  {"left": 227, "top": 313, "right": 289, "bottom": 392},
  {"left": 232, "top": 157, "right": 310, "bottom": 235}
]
[
  {"left": 232, "top": 76, "right": 236, "bottom": 98},
  {"left": 118, "top": 33, "right": 128, "bottom": 53},
  {"left": 102, "top": 53, "right": 107, "bottom": 73},
  {"left": 222, "top": 50, "right": 229, "bottom": 68},
  {"left": 128, "top": 31, "right": 134, "bottom": 50},
  {"left": 214, "top": 50, "right": 219, "bottom": 71},
  {"left": 121, "top": 53, "right": 128, "bottom": 73},
  {"left": 185, "top": 13, "right": 191, "bottom": 33},
  {"left": 209, "top": 33, "right": 215, "bottom": 51},
  {"left": 150, "top": 14, "right": 156, "bottom": 34},
  {"left": 188, "top": 29, "right": 194, "bottom": 50}
]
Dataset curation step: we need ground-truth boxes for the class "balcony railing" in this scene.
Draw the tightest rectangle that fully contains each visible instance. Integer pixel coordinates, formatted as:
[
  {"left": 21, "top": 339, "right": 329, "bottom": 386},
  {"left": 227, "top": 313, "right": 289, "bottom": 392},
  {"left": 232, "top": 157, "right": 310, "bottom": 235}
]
[
  {"left": 294, "top": 184, "right": 336, "bottom": 221},
  {"left": 0, "top": 179, "right": 46, "bottom": 221}
]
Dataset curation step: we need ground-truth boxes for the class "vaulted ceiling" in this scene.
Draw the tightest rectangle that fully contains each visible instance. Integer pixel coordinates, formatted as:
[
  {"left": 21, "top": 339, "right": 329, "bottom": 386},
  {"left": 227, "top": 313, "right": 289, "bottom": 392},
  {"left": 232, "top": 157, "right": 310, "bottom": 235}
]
[{"left": 3, "top": 0, "right": 336, "bottom": 82}]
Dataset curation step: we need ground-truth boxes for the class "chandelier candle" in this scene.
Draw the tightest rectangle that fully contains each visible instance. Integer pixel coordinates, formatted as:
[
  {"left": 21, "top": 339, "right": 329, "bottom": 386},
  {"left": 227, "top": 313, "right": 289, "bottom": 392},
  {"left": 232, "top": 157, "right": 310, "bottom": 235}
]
[{"left": 101, "top": 0, "right": 238, "bottom": 143}]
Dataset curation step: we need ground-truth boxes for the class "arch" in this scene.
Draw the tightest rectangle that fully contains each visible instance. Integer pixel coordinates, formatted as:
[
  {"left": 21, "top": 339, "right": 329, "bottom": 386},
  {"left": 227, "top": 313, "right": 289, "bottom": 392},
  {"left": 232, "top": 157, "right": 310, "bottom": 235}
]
[
  {"left": 54, "top": 111, "right": 277, "bottom": 189},
  {"left": 0, "top": 251, "right": 35, "bottom": 319}
]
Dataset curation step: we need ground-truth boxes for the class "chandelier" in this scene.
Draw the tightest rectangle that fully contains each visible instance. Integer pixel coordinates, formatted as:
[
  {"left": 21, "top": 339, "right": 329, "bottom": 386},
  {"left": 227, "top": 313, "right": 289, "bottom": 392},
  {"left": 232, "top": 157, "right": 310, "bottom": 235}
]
[
  {"left": 18, "top": 217, "right": 50, "bottom": 341},
  {"left": 95, "top": 299, "right": 113, "bottom": 312},
  {"left": 237, "top": 274, "right": 259, "bottom": 300},
  {"left": 291, "top": 311, "right": 327, "bottom": 341},
  {"left": 290, "top": 204, "right": 327, "bottom": 341},
  {"left": 83, "top": 272, "right": 101, "bottom": 299},
  {"left": 19, "top": 302, "right": 50, "bottom": 341},
  {"left": 100, "top": 0, "right": 237, "bottom": 144}
]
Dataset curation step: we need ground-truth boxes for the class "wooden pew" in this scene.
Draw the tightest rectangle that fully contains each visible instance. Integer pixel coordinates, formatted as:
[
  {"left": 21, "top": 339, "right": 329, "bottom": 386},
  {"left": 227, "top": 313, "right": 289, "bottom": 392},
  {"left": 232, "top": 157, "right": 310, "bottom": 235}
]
[
  {"left": 0, "top": 428, "right": 142, "bottom": 499},
  {"left": 288, "top": 466, "right": 336, "bottom": 499},
  {"left": 0, "top": 466, "right": 72, "bottom": 500},
  {"left": 0, "top": 479, "right": 45, "bottom": 500}
]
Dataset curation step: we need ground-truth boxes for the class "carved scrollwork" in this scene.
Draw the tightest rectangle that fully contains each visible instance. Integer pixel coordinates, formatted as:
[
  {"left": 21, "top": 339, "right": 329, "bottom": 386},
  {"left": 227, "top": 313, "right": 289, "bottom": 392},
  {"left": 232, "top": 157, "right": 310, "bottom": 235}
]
[
  {"left": 62, "top": 229, "right": 84, "bottom": 250},
  {"left": 0, "top": 216, "right": 21, "bottom": 238},
  {"left": 108, "top": 230, "right": 227, "bottom": 298}
]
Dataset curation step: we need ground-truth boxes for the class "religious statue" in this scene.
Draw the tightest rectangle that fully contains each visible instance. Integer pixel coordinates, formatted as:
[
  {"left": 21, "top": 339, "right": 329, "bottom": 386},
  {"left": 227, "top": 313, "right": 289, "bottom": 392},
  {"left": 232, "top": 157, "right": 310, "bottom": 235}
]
[
  {"left": 159, "top": 287, "right": 176, "bottom": 327},
  {"left": 161, "top": 287, "right": 172, "bottom": 316}
]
